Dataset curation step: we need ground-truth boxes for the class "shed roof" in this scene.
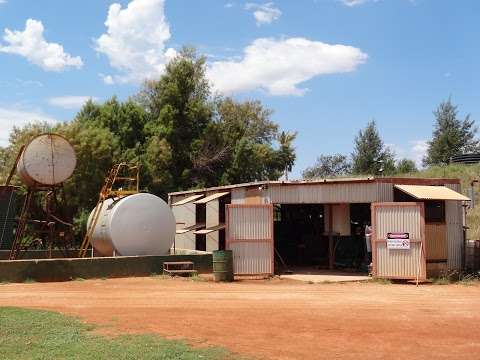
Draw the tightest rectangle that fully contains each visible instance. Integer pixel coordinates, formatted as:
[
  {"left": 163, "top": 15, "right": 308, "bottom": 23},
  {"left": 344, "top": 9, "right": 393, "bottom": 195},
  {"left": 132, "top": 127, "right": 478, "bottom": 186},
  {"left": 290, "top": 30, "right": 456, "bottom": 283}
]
[{"left": 168, "top": 177, "right": 461, "bottom": 197}]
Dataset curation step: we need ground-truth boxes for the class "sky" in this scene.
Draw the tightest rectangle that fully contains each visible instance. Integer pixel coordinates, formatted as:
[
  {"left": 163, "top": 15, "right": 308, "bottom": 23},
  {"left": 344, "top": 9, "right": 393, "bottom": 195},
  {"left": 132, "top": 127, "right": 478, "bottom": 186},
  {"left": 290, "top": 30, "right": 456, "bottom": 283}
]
[{"left": 0, "top": 0, "right": 478, "bottom": 178}]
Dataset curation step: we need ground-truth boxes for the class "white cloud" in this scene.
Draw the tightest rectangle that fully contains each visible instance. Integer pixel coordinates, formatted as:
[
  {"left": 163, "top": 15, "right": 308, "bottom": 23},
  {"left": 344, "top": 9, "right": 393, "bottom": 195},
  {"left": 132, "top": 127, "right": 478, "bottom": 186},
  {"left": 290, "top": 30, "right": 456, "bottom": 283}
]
[
  {"left": 48, "top": 96, "right": 97, "bottom": 110},
  {"left": 0, "top": 19, "right": 83, "bottom": 72},
  {"left": 245, "top": 2, "right": 281, "bottom": 26},
  {"left": 224, "top": 2, "right": 234, "bottom": 8},
  {"left": 388, "top": 139, "right": 428, "bottom": 167},
  {"left": 0, "top": 1, "right": 7, "bottom": 5},
  {"left": 411, "top": 140, "right": 428, "bottom": 166},
  {"left": 95, "top": 0, "right": 177, "bottom": 84},
  {"left": 340, "top": 0, "right": 369, "bottom": 6},
  {"left": 0, "top": 106, "right": 57, "bottom": 146},
  {"left": 207, "top": 37, "right": 367, "bottom": 96}
]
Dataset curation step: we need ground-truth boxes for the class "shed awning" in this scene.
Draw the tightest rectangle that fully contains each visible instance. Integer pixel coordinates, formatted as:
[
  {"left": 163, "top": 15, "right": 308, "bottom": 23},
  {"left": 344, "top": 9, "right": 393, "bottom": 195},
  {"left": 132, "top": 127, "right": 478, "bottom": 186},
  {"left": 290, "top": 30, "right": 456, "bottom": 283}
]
[
  {"left": 194, "top": 192, "right": 229, "bottom": 204},
  {"left": 394, "top": 185, "right": 470, "bottom": 201},
  {"left": 193, "top": 224, "right": 226, "bottom": 235},
  {"left": 175, "top": 223, "right": 206, "bottom": 234},
  {"left": 171, "top": 194, "right": 204, "bottom": 206}
]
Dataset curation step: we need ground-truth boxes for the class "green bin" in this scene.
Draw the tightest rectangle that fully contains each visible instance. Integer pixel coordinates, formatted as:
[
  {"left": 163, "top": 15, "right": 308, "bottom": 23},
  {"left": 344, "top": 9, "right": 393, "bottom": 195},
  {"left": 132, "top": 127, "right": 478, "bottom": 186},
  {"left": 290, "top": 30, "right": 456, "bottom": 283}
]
[{"left": 212, "top": 250, "right": 234, "bottom": 282}]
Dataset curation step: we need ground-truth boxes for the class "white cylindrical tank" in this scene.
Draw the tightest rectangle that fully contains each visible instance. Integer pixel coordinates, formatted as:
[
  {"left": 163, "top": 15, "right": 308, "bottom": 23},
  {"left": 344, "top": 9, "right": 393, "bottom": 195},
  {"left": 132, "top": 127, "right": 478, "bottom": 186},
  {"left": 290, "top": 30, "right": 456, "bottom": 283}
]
[
  {"left": 89, "top": 193, "right": 175, "bottom": 257},
  {"left": 17, "top": 133, "right": 77, "bottom": 187}
]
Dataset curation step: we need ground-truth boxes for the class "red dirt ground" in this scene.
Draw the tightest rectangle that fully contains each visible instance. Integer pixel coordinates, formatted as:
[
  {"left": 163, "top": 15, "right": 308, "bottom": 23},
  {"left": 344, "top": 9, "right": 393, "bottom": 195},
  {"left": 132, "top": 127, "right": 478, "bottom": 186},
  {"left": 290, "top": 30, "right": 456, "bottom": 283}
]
[{"left": 0, "top": 277, "right": 479, "bottom": 360}]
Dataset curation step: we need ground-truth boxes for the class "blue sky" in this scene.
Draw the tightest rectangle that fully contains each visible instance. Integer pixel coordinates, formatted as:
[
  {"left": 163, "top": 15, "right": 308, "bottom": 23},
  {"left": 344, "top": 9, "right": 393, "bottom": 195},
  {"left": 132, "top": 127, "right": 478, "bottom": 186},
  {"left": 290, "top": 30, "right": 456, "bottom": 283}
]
[{"left": 0, "top": 0, "right": 478, "bottom": 178}]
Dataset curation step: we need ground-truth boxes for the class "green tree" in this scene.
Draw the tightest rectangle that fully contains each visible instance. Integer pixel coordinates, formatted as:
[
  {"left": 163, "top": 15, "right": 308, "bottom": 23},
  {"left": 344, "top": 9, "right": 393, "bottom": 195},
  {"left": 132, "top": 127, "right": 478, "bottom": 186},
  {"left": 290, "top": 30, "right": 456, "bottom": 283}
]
[
  {"left": 58, "top": 121, "right": 119, "bottom": 212},
  {"left": 303, "top": 154, "right": 351, "bottom": 179},
  {"left": 276, "top": 131, "right": 297, "bottom": 180},
  {"left": 214, "top": 98, "right": 295, "bottom": 184},
  {"left": 423, "top": 98, "right": 478, "bottom": 166},
  {"left": 0, "top": 47, "right": 297, "bottom": 239},
  {"left": 395, "top": 158, "right": 417, "bottom": 174},
  {"left": 138, "top": 48, "right": 213, "bottom": 191},
  {"left": 351, "top": 120, "right": 395, "bottom": 175}
]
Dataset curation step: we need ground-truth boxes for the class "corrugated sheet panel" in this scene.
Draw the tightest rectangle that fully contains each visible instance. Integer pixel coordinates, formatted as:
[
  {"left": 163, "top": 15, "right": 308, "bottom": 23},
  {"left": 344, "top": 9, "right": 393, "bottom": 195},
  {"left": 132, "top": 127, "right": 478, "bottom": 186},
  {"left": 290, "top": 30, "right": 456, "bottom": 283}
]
[
  {"left": 446, "top": 200, "right": 463, "bottom": 269},
  {"left": 227, "top": 205, "right": 273, "bottom": 275},
  {"left": 174, "top": 232, "right": 195, "bottom": 250},
  {"left": 206, "top": 200, "right": 219, "bottom": 228},
  {"left": 374, "top": 204, "right": 425, "bottom": 279},
  {"left": 374, "top": 205, "right": 422, "bottom": 240},
  {"left": 377, "top": 183, "right": 394, "bottom": 202},
  {"left": 395, "top": 185, "right": 470, "bottom": 201},
  {"left": 445, "top": 183, "right": 464, "bottom": 270},
  {"left": 376, "top": 242, "right": 424, "bottom": 278},
  {"left": 172, "top": 203, "right": 196, "bottom": 251},
  {"left": 229, "top": 242, "right": 272, "bottom": 274},
  {"left": 425, "top": 224, "right": 447, "bottom": 260},
  {"left": 231, "top": 188, "right": 246, "bottom": 204},
  {"left": 265, "top": 182, "right": 390, "bottom": 204},
  {"left": 172, "top": 203, "right": 196, "bottom": 228},
  {"left": 206, "top": 232, "right": 218, "bottom": 252},
  {"left": 228, "top": 206, "right": 272, "bottom": 240},
  {"left": 0, "top": 187, "right": 17, "bottom": 250}
]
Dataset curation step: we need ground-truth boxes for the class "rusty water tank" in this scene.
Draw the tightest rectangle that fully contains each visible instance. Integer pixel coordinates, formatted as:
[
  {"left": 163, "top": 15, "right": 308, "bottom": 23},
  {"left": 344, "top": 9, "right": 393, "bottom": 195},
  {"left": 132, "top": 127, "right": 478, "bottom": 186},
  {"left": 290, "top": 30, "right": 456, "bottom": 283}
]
[
  {"left": 89, "top": 193, "right": 176, "bottom": 257},
  {"left": 17, "top": 133, "right": 77, "bottom": 187}
]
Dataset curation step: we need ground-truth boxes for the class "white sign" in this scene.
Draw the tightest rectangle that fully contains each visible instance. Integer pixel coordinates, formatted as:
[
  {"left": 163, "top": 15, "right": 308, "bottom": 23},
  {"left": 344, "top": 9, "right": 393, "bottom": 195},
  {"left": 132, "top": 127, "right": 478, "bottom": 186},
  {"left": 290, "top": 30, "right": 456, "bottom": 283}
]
[{"left": 386, "top": 232, "right": 410, "bottom": 250}]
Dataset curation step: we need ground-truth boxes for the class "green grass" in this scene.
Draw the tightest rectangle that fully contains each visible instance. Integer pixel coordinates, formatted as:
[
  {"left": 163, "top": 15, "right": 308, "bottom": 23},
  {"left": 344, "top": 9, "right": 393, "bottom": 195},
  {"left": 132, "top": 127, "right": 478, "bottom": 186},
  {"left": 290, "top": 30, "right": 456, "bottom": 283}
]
[
  {"left": 0, "top": 307, "right": 238, "bottom": 360},
  {"left": 429, "top": 270, "right": 480, "bottom": 286},
  {"left": 399, "top": 163, "right": 480, "bottom": 240},
  {"left": 366, "top": 277, "right": 392, "bottom": 285}
]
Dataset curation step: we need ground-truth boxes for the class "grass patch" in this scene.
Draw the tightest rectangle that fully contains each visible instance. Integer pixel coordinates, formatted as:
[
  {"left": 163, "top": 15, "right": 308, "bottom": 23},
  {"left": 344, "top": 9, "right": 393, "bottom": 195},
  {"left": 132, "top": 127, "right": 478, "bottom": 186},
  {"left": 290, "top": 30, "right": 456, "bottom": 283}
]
[
  {"left": 429, "top": 270, "right": 480, "bottom": 286},
  {"left": 367, "top": 277, "right": 392, "bottom": 285},
  {"left": 150, "top": 273, "right": 171, "bottom": 280},
  {"left": 0, "top": 307, "right": 238, "bottom": 359},
  {"left": 189, "top": 273, "right": 207, "bottom": 282}
]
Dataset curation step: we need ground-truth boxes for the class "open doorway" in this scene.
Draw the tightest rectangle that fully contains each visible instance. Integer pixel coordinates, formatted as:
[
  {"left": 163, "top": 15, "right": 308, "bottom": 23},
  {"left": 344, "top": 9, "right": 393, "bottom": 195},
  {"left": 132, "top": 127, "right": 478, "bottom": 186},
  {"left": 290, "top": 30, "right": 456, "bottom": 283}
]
[{"left": 274, "top": 203, "right": 371, "bottom": 275}]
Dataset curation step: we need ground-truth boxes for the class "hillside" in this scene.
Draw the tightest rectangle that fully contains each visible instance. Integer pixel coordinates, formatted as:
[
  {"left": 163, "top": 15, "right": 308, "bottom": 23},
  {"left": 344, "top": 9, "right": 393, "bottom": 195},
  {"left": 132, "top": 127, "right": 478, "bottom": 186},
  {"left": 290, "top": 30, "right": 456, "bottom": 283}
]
[{"left": 403, "top": 164, "right": 480, "bottom": 240}]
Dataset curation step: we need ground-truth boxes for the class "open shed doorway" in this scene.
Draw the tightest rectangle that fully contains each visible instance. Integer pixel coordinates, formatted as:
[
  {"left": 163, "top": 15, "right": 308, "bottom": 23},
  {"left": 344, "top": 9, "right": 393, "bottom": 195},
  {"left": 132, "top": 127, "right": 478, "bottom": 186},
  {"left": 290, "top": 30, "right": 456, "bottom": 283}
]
[{"left": 274, "top": 203, "right": 371, "bottom": 275}]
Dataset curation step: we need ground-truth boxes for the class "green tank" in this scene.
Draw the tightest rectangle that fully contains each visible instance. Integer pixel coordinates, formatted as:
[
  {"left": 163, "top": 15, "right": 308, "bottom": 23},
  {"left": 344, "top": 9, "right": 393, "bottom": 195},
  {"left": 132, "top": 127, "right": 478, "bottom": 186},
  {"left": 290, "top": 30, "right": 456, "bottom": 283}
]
[{"left": 212, "top": 250, "right": 234, "bottom": 282}]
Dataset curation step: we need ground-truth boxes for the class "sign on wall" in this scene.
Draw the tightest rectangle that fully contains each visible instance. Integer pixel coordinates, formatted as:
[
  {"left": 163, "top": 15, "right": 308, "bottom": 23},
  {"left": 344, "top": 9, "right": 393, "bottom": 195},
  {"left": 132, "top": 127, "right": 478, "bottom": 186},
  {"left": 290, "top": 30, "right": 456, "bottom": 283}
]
[{"left": 386, "top": 232, "right": 410, "bottom": 250}]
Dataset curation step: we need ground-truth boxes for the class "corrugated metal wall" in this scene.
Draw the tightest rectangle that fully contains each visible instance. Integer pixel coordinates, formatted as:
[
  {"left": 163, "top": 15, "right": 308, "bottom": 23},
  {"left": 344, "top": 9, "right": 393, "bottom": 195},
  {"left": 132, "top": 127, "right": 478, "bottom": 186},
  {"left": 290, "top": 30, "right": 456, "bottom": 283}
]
[
  {"left": 0, "top": 187, "right": 16, "bottom": 250},
  {"left": 172, "top": 202, "right": 196, "bottom": 250},
  {"left": 445, "top": 183, "right": 464, "bottom": 270},
  {"left": 227, "top": 205, "right": 273, "bottom": 275},
  {"left": 206, "top": 200, "right": 219, "bottom": 252},
  {"left": 373, "top": 203, "right": 426, "bottom": 279},
  {"left": 231, "top": 188, "right": 246, "bottom": 204},
  {"left": 264, "top": 182, "right": 393, "bottom": 204}
]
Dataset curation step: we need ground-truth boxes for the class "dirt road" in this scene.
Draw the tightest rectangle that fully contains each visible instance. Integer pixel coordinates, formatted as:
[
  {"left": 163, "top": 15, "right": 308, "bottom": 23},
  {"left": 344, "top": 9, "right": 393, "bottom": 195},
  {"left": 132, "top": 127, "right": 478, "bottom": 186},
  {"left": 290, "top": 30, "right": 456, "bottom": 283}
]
[{"left": 0, "top": 277, "right": 479, "bottom": 359}]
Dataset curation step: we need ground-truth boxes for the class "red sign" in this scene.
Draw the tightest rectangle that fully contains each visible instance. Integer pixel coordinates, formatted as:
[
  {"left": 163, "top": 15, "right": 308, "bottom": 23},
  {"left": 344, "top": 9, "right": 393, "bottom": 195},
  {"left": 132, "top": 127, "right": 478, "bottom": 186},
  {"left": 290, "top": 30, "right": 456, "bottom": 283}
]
[{"left": 387, "top": 232, "right": 409, "bottom": 240}]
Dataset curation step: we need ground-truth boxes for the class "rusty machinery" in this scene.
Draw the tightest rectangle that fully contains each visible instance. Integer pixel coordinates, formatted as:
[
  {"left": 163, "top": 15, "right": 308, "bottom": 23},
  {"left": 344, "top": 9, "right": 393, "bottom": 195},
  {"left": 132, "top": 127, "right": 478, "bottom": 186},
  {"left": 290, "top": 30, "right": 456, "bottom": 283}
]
[{"left": 4, "top": 134, "right": 77, "bottom": 260}]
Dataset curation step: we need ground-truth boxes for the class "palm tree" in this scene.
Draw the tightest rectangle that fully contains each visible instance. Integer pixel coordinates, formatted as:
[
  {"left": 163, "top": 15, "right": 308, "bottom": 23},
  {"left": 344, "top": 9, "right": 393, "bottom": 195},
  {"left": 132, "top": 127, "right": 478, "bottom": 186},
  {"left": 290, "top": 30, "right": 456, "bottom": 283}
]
[{"left": 277, "top": 131, "right": 297, "bottom": 181}]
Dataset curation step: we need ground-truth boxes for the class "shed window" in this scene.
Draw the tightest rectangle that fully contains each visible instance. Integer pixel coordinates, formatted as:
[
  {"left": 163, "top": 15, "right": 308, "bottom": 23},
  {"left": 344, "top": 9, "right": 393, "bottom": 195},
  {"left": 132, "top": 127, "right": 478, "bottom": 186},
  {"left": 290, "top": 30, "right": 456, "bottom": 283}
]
[{"left": 425, "top": 201, "right": 445, "bottom": 223}]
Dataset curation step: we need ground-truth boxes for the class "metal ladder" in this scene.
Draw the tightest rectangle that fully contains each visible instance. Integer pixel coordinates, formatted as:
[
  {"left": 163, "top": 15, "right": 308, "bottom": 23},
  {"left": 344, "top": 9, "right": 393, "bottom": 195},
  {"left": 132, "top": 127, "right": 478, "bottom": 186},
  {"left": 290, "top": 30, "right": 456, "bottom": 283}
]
[{"left": 78, "top": 163, "right": 139, "bottom": 258}]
